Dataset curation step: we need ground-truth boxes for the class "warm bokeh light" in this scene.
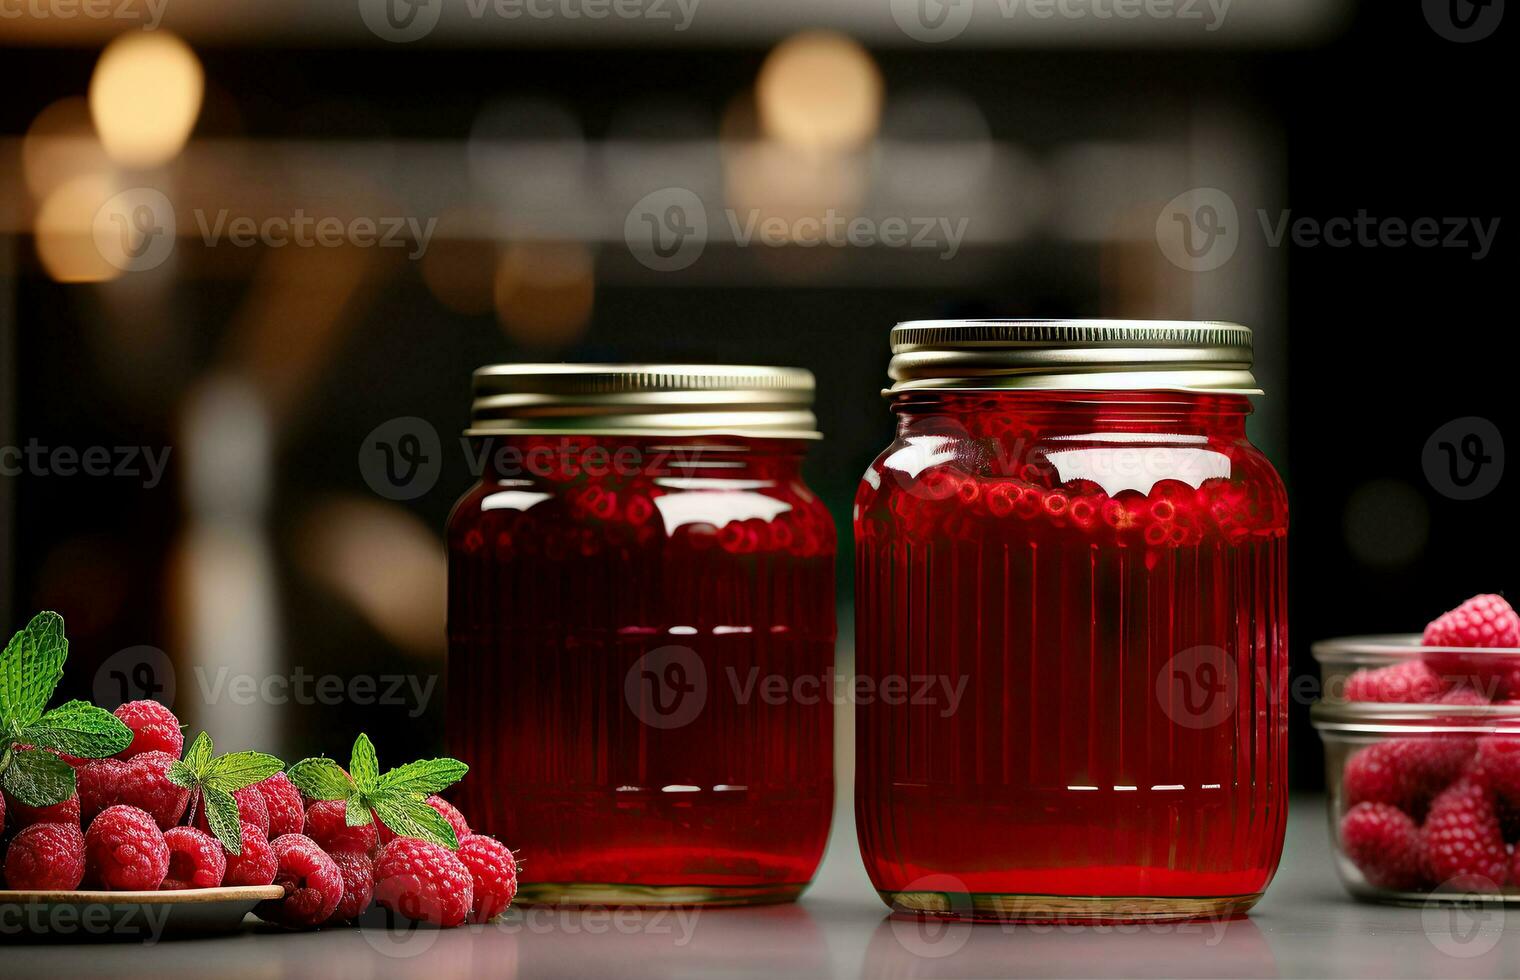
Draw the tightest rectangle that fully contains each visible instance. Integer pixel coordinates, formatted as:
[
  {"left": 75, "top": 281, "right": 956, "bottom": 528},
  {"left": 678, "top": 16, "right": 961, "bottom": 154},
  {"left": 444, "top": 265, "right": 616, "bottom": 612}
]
[
  {"left": 89, "top": 31, "right": 204, "bottom": 168},
  {"left": 420, "top": 222, "right": 497, "bottom": 316},
  {"left": 21, "top": 97, "right": 113, "bottom": 200},
  {"left": 756, "top": 31, "right": 883, "bottom": 152},
  {"left": 493, "top": 242, "right": 595, "bottom": 347},
  {"left": 295, "top": 499, "right": 447, "bottom": 658},
  {"left": 34, "top": 174, "right": 122, "bottom": 283}
]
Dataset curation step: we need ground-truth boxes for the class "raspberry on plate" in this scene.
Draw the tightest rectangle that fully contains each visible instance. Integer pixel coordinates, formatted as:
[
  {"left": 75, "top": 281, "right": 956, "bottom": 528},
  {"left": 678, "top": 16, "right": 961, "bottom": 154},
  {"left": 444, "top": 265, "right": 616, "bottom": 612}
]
[
  {"left": 254, "top": 773, "right": 306, "bottom": 839},
  {"left": 1424, "top": 779, "right": 1510, "bottom": 891},
  {"left": 255, "top": 834, "right": 344, "bottom": 929},
  {"left": 113, "top": 700, "right": 185, "bottom": 760},
  {"left": 1344, "top": 661, "right": 1444, "bottom": 704},
  {"left": 457, "top": 835, "right": 518, "bottom": 923},
  {"left": 326, "top": 849, "right": 376, "bottom": 924},
  {"left": 374, "top": 837, "right": 474, "bottom": 928},
  {"left": 194, "top": 785, "right": 270, "bottom": 840},
  {"left": 5, "top": 822, "right": 87, "bottom": 891},
  {"left": 76, "top": 759, "right": 129, "bottom": 823},
  {"left": 85, "top": 805, "right": 170, "bottom": 891},
  {"left": 4, "top": 790, "right": 81, "bottom": 830},
  {"left": 375, "top": 795, "right": 470, "bottom": 846},
  {"left": 222, "top": 824, "right": 278, "bottom": 887},
  {"left": 1343, "top": 735, "right": 1476, "bottom": 819},
  {"left": 304, "top": 799, "right": 379, "bottom": 855},
  {"left": 1340, "top": 802, "right": 1426, "bottom": 891},
  {"left": 162, "top": 827, "right": 228, "bottom": 890},
  {"left": 117, "top": 751, "right": 191, "bottom": 831}
]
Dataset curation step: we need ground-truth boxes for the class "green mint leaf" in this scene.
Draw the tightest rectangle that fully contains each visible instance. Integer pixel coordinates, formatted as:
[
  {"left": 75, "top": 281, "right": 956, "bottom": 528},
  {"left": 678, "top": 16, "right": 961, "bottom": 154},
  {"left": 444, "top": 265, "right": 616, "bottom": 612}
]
[
  {"left": 371, "top": 792, "right": 460, "bottom": 850},
  {"left": 166, "top": 759, "right": 197, "bottom": 790},
  {"left": 183, "top": 731, "right": 214, "bottom": 775},
  {"left": 286, "top": 757, "right": 355, "bottom": 801},
  {"left": 371, "top": 793, "right": 459, "bottom": 850},
  {"left": 349, "top": 734, "right": 380, "bottom": 793},
  {"left": 377, "top": 758, "right": 468, "bottom": 796},
  {"left": 21, "top": 700, "right": 133, "bottom": 759},
  {"left": 0, "top": 746, "right": 77, "bottom": 808},
  {"left": 345, "top": 794, "right": 374, "bottom": 828},
  {"left": 0, "top": 612, "right": 68, "bottom": 728},
  {"left": 203, "top": 786, "right": 244, "bottom": 854},
  {"left": 204, "top": 752, "right": 284, "bottom": 793}
]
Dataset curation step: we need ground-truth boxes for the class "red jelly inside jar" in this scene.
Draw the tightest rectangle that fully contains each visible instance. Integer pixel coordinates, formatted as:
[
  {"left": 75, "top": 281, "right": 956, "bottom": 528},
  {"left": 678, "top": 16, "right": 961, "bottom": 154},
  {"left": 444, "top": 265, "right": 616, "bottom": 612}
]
[
  {"left": 855, "top": 323, "right": 1289, "bottom": 922},
  {"left": 447, "top": 366, "right": 836, "bottom": 906}
]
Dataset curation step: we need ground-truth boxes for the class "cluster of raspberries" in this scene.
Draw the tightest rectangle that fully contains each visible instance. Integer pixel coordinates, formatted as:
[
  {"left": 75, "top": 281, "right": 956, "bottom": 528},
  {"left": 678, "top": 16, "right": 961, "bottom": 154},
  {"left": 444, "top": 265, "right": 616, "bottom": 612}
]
[
  {"left": 1, "top": 701, "right": 518, "bottom": 931},
  {"left": 1339, "top": 594, "right": 1520, "bottom": 892}
]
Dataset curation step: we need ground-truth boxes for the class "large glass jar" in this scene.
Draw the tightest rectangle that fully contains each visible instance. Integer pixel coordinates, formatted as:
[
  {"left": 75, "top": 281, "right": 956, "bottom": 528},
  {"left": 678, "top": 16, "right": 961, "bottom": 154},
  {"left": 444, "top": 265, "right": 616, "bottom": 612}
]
[
  {"left": 447, "top": 365, "right": 836, "bottom": 907},
  {"left": 854, "top": 320, "right": 1289, "bottom": 922}
]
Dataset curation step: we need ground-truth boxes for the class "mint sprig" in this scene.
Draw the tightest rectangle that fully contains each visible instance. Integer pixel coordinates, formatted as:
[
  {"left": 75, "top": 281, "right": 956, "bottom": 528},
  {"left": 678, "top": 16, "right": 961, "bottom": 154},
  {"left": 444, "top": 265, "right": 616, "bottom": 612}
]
[
  {"left": 0, "top": 612, "right": 133, "bottom": 807},
  {"left": 287, "top": 734, "right": 468, "bottom": 850},
  {"left": 166, "top": 731, "right": 285, "bottom": 854}
]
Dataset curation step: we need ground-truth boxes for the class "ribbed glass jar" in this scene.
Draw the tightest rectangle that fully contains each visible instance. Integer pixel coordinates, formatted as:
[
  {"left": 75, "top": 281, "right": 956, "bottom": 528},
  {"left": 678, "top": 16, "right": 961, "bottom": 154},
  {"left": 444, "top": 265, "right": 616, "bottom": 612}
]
[
  {"left": 447, "top": 365, "right": 836, "bottom": 907},
  {"left": 853, "top": 321, "right": 1289, "bottom": 922}
]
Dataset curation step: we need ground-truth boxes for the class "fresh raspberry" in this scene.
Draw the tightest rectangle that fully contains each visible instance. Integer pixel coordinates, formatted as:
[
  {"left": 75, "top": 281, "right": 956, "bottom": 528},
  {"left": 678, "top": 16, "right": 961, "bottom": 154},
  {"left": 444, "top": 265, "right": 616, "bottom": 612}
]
[
  {"left": 375, "top": 795, "right": 470, "bottom": 846},
  {"left": 1473, "top": 735, "right": 1520, "bottom": 810},
  {"left": 162, "top": 827, "right": 227, "bottom": 890},
  {"left": 458, "top": 835, "right": 518, "bottom": 923},
  {"left": 254, "top": 773, "right": 305, "bottom": 839},
  {"left": 1424, "top": 779, "right": 1510, "bottom": 891},
  {"left": 1339, "top": 802, "right": 1427, "bottom": 891},
  {"left": 374, "top": 837, "right": 474, "bottom": 928},
  {"left": 85, "top": 805, "right": 170, "bottom": 891},
  {"left": 4, "top": 790, "right": 81, "bottom": 829},
  {"left": 255, "top": 834, "right": 344, "bottom": 929},
  {"left": 4, "top": 822, "right": 86, "bottom": 890},
  {"left": 1344, "top": 661, "right": 1444, "bottom": 704},
  {"left": 1422, "top": 595, "right": 1520, "bottom": 695},
  {"left": 76, "top": 759, "right": 129, "bottom": 822},
  {"left": 1438, "top": 685, "right": 1492, "bottom": 706},
  {"left": 112, "top": 700, "right": 184, "bottom": 760},
  {"left": 222, "top": 824, "right": 278, "bottom": 886},
  {"left": 1343, "top": 736, "right": 1476, "bottom": 819},
  {"left": 116, "top": 751, "right": 190, "bottom": 830},
  {"left": 195, "top": 785, "right": 270, "bottom": 839},
  {"left": 326, "top": 849, "right": 376, "bottom": 923},
  {"left": 304, "top": 799, "right": 378, "bottom": 855}
]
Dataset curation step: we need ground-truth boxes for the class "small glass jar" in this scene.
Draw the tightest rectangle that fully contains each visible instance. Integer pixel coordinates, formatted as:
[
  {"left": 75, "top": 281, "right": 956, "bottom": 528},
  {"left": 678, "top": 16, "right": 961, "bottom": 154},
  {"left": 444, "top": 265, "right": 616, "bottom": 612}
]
[
  {"left": 854, "top": 320, "right": 1289, "bottom": 922},
  {"left": 447, "top": 364, "right": 836, "bottom": 907},
  {"left": 1313, "top": 636, "right": 1520, "bottom": 904}
]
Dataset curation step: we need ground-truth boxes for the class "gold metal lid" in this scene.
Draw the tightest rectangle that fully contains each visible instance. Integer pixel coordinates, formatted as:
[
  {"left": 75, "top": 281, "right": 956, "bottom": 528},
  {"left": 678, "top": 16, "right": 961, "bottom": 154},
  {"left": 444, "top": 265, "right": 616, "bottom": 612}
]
[
  {"left": 887, "top": 319, "right": 1260, "bottom": 395},
  {"left": 468, "top": 363, "right": 821, "bottom": 439}
]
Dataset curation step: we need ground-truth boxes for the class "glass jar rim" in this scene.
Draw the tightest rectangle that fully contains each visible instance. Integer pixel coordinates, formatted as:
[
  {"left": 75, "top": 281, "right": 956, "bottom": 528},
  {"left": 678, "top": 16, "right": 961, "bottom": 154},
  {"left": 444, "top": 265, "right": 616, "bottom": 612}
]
[
  {"left": 1312, "top": 633, "right": 1520, "bottom": 667},
  {"left": 1313, "top": 633, "right": 1520, "bottom": 734}
]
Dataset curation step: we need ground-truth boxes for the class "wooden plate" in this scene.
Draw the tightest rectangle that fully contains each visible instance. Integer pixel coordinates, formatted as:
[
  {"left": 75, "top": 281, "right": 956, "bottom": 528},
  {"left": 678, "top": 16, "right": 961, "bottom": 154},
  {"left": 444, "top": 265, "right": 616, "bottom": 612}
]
[{"left": 0, "top": 885, "right": 284, "bottom": 942}]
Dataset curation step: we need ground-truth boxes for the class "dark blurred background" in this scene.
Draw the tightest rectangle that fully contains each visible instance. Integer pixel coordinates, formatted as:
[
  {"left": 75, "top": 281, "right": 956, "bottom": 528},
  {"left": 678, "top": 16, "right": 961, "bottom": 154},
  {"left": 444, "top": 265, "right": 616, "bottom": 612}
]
[{"left": 0, "top": 1, "right": 1510, "bottom": 787}]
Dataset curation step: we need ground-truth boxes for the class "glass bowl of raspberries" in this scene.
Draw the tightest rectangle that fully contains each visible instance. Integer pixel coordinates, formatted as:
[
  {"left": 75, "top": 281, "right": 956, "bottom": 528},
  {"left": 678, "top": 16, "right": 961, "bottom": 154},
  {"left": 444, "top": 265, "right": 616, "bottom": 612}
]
[{"left": 1313, "top": 593, "right": 1520, "bottom": 903}]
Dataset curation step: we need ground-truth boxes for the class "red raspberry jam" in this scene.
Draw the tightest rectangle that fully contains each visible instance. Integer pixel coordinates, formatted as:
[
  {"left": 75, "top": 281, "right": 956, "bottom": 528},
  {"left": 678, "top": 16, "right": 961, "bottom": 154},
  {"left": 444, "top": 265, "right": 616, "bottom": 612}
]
[
  {"left": 855, "top": 321, "right": 1289, "bottom": 922},
  {"left": 447, "top": 365, "right": 835, "bottom": 906}
]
